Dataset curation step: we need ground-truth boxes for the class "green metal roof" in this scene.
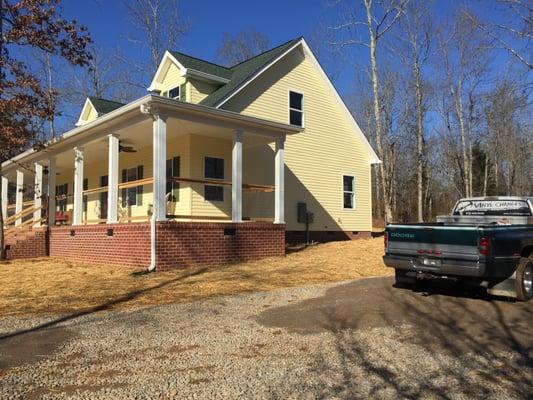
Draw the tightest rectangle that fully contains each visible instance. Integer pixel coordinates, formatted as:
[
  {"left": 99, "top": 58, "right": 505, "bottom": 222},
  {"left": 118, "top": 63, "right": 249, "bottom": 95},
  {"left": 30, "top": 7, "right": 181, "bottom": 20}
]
[
  {"left": 169, "top": 51, "right": 233, "bottom": 80},
  {"left": 89, "top": 97, "right": 125, "bottom": 115},
  {"left": 200, "top": 37, "right": 302, "bottom": 108}
]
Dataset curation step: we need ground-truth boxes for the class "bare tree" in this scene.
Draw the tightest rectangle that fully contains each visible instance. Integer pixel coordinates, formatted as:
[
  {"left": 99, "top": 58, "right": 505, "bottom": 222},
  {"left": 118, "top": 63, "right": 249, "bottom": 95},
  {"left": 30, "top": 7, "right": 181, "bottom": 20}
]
[
  {"left": 329, "top": 0, "right": 409, "bottom": 222},
  {"left": 462, "top": 1, "right": 532, "bottom": 70},
  {"left": 397, "top": 0, "right": 431, "bottom": 222},
  {"left": 123, "top": 0, "right": 188, "bottom": 80},
  {"left": 216, "top": 29, "right": 270, "bottom": 66}
]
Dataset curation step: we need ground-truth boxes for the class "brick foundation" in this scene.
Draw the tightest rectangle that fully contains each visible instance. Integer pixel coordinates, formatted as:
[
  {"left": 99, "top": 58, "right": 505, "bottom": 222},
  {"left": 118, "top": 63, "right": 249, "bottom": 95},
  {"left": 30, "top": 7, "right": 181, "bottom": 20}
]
[
  {"left": 49, "top": 223, "right": 151, "bottom": 268},
  {"left": 286, "top": 230, "right": 372, "bottom": 244},
  {"left": 47, "top": 221, "right": 285, "bottom": 270},
  {"left": 155, "top": 221, "right": 285, "bottom": 271},
  {"left": 5, "top": 227, "right": 48, "bottom": 260}
]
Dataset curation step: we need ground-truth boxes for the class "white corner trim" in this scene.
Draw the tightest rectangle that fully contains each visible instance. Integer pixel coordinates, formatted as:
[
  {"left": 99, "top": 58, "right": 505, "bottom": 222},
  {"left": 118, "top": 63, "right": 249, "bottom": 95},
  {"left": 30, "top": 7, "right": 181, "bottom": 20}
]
[
  {"left": 215, "top": 40, "right": 304, "bottom": 108},
  {"left": 147, "top": 50, "right": 187, "bottom": 91}
]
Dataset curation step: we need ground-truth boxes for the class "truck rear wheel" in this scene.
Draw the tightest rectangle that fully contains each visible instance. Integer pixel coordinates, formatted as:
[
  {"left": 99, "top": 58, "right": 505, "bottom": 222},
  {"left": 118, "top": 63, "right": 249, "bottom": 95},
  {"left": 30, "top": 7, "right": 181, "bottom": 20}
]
[{"left": 516, "top": 256, "right": 533, "bottom": 301}]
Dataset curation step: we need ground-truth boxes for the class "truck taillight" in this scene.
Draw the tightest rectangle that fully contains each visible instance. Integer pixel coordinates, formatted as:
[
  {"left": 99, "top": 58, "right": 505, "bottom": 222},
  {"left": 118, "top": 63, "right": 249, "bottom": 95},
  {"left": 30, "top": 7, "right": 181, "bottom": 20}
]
[{"left": 479, "top": 236, "right": 491, "bottom": 255}]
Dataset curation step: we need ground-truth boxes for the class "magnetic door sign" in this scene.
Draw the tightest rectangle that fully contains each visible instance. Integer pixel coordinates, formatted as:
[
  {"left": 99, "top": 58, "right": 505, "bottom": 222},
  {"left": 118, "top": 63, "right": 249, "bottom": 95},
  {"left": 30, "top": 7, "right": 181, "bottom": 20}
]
[{"left": 454, "top": 200, "right": 531, "bottom": 216}]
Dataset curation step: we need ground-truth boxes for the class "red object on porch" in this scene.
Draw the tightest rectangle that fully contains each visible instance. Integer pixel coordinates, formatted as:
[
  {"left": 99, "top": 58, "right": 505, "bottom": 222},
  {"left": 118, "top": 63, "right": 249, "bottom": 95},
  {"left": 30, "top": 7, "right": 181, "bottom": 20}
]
[{"left": 55, "top": 212, "right": 69, "bottom": 225}]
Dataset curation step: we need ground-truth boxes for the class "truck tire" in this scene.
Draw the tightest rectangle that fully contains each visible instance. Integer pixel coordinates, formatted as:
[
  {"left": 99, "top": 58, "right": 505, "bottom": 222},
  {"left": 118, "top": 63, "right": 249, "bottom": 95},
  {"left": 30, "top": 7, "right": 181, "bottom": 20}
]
[
  {"left": 394, "top": 269, "right": 417, "bottom": 287},
  {"left": 516, "top": 256, "right": 533, "bottom": 301}
]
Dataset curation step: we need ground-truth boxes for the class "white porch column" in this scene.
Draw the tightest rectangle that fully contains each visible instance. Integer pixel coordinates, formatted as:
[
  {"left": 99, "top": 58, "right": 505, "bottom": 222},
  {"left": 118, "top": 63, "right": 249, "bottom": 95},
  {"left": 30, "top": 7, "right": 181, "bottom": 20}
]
[
  {"left": 232, "top": 129, "right": 243, "bottom": 223},
  {"left": 47, "top": 157, "right": 56, "bottom": 226},
  {"left": 15, "top": 170, "right": 24, "bottom": 226},
  {"left": 73, "top": 146, "right": 85, "bottom": 225},
  {"left": 274, "top": 136, "right": 285, "bottom": 224},
  {"left": 107, "top": 134, "right": 119, "bottom": 224},
  {"left": 152, "top": 114, "right": 167, "bottom": 221},
  {"left": 33, "top": 163, "right": 43, "bottom": 226},
  {"left": 1, "top": 175, "right": 8, "bottom": 223}
]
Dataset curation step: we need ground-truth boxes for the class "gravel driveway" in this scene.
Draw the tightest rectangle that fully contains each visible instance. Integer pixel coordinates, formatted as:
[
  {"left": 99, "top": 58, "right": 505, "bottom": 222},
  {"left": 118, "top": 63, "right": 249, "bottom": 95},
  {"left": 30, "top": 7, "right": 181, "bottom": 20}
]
[{"left": 0, "top": 277, "right": 531, "bottom": 399}]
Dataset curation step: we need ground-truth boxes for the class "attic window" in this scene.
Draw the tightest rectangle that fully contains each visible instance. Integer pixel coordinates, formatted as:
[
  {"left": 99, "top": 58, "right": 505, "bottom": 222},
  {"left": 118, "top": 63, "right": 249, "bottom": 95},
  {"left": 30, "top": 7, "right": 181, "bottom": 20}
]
[
  {"left": 167, "top": 86, "right": 180, "bottom": 100},
  {"left": 289, "top": 91, "right": 304, "bottom": 127}
]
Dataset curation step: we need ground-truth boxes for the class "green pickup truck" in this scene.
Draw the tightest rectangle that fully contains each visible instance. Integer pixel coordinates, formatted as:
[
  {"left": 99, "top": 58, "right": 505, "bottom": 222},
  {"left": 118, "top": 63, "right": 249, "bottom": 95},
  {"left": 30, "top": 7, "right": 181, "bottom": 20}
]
[{"left": 383, "top": 197, "right": 533, "bottom": 301}]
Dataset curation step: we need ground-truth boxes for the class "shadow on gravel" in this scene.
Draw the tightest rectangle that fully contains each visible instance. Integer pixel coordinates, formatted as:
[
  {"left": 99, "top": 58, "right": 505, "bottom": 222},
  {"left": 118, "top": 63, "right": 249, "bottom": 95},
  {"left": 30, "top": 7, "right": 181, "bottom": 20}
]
[
  {"left": 257, "top": 277, "right": 533, "bottom": 399},
  {"left": 0, "top": 267, "right": 208, "bottom": 343}
]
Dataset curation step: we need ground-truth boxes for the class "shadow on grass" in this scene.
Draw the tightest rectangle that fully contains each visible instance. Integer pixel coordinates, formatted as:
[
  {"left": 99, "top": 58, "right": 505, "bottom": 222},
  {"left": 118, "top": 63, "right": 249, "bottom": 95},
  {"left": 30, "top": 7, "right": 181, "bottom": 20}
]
[{"left": 0, "top": 267, "right": 208, "bottom": 341}]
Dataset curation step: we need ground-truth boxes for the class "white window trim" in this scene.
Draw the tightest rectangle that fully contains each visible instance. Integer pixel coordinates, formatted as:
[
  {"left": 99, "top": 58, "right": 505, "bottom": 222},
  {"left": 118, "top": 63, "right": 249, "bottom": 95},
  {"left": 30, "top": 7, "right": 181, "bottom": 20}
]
[
  {"left": 342, "top": 174, "right": 356, "bottom": 210},
  {"left": 203, "top": 155, "right": 225, "bottom": 203},
  {"left": 164, "top": 85, "right": 181, "bottom": 100},
  {"left": 288, "top": 89, "right": 304, "bottom": 128}
]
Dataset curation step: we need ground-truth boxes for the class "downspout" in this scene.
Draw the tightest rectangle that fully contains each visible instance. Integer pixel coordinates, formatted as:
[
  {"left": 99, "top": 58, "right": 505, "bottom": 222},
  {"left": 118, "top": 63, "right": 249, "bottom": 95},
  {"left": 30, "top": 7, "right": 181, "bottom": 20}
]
[
  {"left": 148, "top": 213, "right": 156, "bottom": 272},
  {"left": 140, "top": 101, "right": 158, "bottom": 272}
]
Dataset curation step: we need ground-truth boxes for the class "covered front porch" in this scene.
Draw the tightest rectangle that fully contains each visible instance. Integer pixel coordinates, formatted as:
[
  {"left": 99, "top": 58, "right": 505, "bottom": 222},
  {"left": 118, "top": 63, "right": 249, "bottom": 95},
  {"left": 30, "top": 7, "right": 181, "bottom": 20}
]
[{"left": 1, "top": 95, "right": 301, "bottom": 268}]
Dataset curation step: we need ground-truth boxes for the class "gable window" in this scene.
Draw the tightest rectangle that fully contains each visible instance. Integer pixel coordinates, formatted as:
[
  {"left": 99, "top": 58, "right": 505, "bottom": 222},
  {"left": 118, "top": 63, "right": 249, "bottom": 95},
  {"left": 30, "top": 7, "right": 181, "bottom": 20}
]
[
  {"left": 343, "top": 175, "right": 356, "bottom": 209},
  {"left": 204, "top": 156, "right": 224, "bottom": 202},
  {"left": 166, "top": 86, "right": 180, "bottom": 100},
  {"left": 166, "top": 156, "right": 180, "bottom": 202},
  {"left": 121, "top": 166, "right": 144, "bottom": 207},
  {"left": 289, "top": 90, "right": 304, "bottom": 127}
]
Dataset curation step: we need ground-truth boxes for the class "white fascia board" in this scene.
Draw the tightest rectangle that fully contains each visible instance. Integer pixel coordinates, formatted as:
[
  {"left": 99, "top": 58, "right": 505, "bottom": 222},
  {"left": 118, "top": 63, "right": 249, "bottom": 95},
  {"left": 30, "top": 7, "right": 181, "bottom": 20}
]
[
  {"left": 186, "top": 69, "right": 230, "bottom": 84},
  {"left": 147, "top": 50, "right": 187, "bottom": 91},
  {"left": 215, "top": 40, "right": 303, "bottom": 109}
]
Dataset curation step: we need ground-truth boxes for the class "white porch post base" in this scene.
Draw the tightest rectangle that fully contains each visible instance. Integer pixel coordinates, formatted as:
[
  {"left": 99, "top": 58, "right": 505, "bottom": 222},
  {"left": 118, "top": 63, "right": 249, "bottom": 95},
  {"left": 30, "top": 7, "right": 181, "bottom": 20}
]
[
  {"left": 33, "top": 163, "right": 43, "bottom": 227},
  {"left": 73, "top": 146, "right": 85, "bottom": 225},
  {"left": 232, "top": 129, "right": 243, "bottom": 223},
  {"left": 152, "top": 114, "right": 167, "bottom": 222},
  {"left": 107, "top": 134, "right": 119, "bottom": 224},
  {"left": 15, "top": 170, "right": 23, "bottom": 226},
  {"left": 48, "top": 157, "right": 56, "bottom": 226},
  {"left": 274, "top": 136, "right": 285, "bottom": 224}
]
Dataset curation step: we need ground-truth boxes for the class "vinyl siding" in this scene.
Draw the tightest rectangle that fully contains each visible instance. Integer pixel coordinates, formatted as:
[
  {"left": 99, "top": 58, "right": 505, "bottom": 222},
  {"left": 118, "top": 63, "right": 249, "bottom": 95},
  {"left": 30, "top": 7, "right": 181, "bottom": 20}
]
[
  {"left": 223, "top": 47, "right": 373, "bottom": 232},
  {"left": 159, "top": 62, "right": 186, "bottom": 94},
  {"left": 189, "top": 78, "right": 218, "bottom": 104}
]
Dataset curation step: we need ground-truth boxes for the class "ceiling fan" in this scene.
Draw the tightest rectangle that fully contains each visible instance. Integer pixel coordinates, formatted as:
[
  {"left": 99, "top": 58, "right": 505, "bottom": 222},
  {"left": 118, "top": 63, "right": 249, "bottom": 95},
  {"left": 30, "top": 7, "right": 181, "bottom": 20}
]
[{"left": 119, "top": 140, "right": 137, "bottom": 153}]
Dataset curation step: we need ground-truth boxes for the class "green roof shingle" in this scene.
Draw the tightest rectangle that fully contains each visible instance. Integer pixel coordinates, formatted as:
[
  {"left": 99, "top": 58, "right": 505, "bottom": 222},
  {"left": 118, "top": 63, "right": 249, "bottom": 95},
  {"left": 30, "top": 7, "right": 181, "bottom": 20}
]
[
  {"left": 89, "top": 97, "right": 125, "bottom": 115},
  {"left": 199, "top": 37, "right": 302, "bottom": 108},
  {"left": 169, "top": 51, "right": 233, "bottom": 80}
]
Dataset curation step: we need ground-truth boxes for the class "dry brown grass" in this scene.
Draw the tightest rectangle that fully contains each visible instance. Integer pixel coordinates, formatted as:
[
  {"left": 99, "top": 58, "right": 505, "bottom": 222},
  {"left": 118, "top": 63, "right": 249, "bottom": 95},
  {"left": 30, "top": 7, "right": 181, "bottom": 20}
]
[{"left": 0, "top": 238, "right": 391, "bottom": 317}]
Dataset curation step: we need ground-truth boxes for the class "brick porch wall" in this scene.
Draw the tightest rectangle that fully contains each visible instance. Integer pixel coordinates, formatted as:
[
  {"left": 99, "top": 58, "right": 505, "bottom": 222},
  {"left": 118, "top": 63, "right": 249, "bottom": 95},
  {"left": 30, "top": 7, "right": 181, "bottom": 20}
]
[
  {"left": 49, "top": 223, "right": 151, "bottom": 268},
  {"left": 5, "top": 227, "right": 48, "bottom": 260},
  {"left": 155, "top": 222, "right": 285, "bottom": 271},
  {"left": 48, "top": 221, "right": 285, "bottom": 270}
]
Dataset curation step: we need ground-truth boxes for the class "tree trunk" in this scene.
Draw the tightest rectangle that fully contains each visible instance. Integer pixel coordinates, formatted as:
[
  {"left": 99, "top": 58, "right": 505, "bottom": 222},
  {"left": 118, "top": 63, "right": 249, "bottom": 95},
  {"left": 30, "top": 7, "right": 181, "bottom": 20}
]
[
  {"left": 483, "top": 152, "right": 489, "bottom": 196},
  {"left": 414, "top": 61, "right": 424, "bottom": 222},
  {"left": 365, "top": 1, "right": 393, "bottom": 222},
  {"left": 452, "top": 83, "right": 470, "bottom": 197}
]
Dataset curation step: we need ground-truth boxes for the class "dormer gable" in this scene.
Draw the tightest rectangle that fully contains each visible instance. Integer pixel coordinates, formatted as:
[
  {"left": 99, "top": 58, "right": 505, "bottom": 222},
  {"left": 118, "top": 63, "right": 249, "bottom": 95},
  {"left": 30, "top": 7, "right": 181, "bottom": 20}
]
[
  {"left": 76, "top": 97, "right": 124, "bottom": 126},
  {"left": 148, "top": 51, "right": 232, "bottom": 101}
]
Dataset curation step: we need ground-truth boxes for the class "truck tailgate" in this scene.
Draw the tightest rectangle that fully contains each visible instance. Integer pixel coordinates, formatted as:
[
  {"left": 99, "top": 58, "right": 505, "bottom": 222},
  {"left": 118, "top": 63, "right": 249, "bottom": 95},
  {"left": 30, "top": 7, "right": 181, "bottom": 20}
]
[{"left": 386, "top": 225, "right": 481, "bottom": 262}]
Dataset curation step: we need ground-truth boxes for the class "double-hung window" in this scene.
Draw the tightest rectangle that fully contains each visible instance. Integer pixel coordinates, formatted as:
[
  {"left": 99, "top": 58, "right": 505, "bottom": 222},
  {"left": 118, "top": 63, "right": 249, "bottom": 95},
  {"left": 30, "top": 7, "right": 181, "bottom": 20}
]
[
  {"left": 204, "top": 156, "right": 224, "bottom": 202},
  {"left": 343, "top": 175, "right": 356, "bottom": 209},
  {"left": 121, "top": 166, "right": 143, "bottom": 207},
  {"left": 166, "top": 156, "right": 180, "bottom": 202},
  {"left": 83, "top": 178, "right": 88, "bottom": 213},
  {"left": 289, "top": 90, "right": 304, "bottom": 127}
]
